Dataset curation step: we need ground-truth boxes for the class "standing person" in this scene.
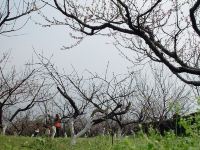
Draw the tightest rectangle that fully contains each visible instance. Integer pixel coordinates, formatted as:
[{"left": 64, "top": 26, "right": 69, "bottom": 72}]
[
  {"left": 43, "top": 113, "right": 53, "bottom": 137},
  {"left": 54, "top": 114, "right": 61, "bottom": 137},
  {"left": 32, "top": 123, "right": 40, "bottom": 137}
]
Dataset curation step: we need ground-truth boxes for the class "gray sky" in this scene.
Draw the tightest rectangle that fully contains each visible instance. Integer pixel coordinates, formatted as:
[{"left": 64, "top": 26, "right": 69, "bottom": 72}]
[{"left": 0, "top": 9, "right": 134, "bottom": 76}]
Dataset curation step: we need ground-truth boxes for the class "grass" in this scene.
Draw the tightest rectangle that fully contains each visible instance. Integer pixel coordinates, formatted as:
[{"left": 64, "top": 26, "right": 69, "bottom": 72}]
[{"left": 1, "top": 132, "right": 200, "bottom": 150}]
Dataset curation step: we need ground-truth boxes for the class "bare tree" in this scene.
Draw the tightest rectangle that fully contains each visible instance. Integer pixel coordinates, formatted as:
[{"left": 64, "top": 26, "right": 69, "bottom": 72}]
[
  {"left": 37, "top": 54, "right": 133, "bottom": 144},
  {"left": 0, "top": 0, "right": 39, "bottom": 36},
  {"left": 0, "top": 53, "right": 34, "bottom": 133},
  {"left": 132, "top": 64, "right": 192, "bottom": 124},
  {"left": 41, "top": 0, "right": 200, "bottom": 86},
  {"left": 0, "top": 52, "right": 54, "bottom": 135},
  {"left": 98, "top": 64, "right": 193, "bottom": 136}
]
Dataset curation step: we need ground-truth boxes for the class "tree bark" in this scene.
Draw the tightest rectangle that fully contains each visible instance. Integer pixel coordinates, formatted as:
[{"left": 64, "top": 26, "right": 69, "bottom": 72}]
[
  {"left": 2, "top": 122, "right": 8, "bottom": 135},
  {"left": 0, "top": 103, "right": 3, "bottom": 133},
  {"left": 70, "top": 117, "right": 92, "bottom": 145},
  {"left": 117, "top": 127, "right": 122, "bottom": 138}
]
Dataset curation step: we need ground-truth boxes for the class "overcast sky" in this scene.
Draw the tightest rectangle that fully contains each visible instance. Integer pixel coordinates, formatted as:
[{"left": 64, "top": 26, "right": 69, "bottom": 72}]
[{"left": 0, "top": 6, "right": 136, "bottom": 77}]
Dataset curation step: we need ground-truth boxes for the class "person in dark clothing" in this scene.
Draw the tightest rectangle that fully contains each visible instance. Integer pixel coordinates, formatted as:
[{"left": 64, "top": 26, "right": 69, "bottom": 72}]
[
  {"left": 46, "top": 115, "right": 53, "bottom": 137},
  {"left": 54, "top": 114, "right": 61, "bottom": 137},
  {"left": 32, "top": 123, "right": 40, "bottom": 137}
]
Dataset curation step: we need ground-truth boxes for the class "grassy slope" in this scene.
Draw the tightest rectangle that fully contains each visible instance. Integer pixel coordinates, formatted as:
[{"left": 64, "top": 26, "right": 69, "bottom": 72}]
[{"left": 1, "top": 133, "right": 200, "bottom": 150}]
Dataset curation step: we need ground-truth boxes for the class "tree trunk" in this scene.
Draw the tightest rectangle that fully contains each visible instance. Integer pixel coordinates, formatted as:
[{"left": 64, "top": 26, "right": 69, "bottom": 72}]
[
  {"left": 117, "top": 127, "right": 122, "bottom": 138},
  {"left": 2, "top": 122, "right": 8, "bottom": 135},
  {"left": 69, "top": 119, "right": 76, "bottom": 145},
  {"left": 51, "top": 126, "right": 56, "bottom": 138},
  {"left": 70, "top": 117, "right": 92, "bottom": 145},
  {"left": 0, "top": 104, "right": 3, "bottom": 134},
  {"left": 74, "top": 118, "right": 92, "bottom": 138}
]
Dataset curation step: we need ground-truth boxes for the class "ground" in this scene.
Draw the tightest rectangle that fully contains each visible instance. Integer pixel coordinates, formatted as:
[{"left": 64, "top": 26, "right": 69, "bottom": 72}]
[{"left": 0, "top": 132, "right": 200, "bottom": 150}]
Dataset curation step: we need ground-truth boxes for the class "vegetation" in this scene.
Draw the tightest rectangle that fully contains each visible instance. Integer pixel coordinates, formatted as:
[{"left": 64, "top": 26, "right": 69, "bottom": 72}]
[{"left": 1, "top": 131, "right": 200, "bottom": 150}]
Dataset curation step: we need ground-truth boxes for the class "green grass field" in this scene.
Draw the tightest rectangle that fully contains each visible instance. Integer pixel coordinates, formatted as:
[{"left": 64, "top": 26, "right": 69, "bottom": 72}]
[{"left": 1, "top": 132, "right": 200, "bottom": 150}]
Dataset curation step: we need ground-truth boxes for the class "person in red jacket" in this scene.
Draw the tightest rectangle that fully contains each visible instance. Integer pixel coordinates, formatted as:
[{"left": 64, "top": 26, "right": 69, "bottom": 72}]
[{"left": 54, "top": 114, "right": 61, "bottom": 137}]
